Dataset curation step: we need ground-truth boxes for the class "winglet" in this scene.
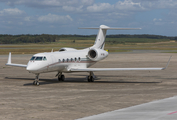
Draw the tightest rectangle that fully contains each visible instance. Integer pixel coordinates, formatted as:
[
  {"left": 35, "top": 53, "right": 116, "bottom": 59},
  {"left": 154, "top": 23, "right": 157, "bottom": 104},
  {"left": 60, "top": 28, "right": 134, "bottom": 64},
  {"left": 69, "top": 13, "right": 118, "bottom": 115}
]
[
  {"left": 6, "top": 52, "right": 27, "bottom": 68},
  {"left": 7, "top": 52, "right": 11, "bottom": 64},
  {"left": 162, "top": 56, "right": 172, "bottom": 70}
]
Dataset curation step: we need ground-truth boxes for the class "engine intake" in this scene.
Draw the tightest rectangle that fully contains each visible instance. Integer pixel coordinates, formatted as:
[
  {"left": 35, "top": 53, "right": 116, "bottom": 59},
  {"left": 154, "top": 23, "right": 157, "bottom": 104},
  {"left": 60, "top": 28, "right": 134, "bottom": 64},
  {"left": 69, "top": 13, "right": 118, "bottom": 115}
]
[
  {"left": 87, "top": 48, "right": 108, "bottom": 61},
  {"left": 88, "top": 49, "right": 97, "bottom": 58}
]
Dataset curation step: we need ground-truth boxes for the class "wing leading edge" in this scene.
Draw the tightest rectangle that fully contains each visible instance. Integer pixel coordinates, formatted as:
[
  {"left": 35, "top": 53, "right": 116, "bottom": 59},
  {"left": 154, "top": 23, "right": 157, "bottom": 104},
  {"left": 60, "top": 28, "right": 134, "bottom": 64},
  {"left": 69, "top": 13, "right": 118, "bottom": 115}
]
[{"left": 70, "top": 56, "right": 172, "bottom": 72}]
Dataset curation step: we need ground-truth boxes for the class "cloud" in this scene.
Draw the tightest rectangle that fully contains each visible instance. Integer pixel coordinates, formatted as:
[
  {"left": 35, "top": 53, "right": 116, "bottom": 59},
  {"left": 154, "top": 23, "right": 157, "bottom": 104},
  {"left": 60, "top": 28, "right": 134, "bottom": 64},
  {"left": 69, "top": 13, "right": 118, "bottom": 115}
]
[
  {"left": 0, "top": 8, "right": 24, "bottom": 16},
  {"left": 3, "top": 0, "right": 93, "bottom": 8},
  {"left": 135, "top": 0, "right": 177, "bottom": 9},
  {"left": 81, "top": 0, "right": 94, "bottom": 6},
  {"left": 115, "top": 0, "right": 144, "bottom": 11},
  {"left": 0, "top": 0, "right": 177, "bottom": 36},
  {"left": 87, "top": 3, "right": 114, "bottom": 12},
  {"left": 6, "top": 0, "right": 63, "bottom": 7},
  {"left": 38, "top": 13, "right": 73, "bottom": 23},
  {"left": 86, "top": 0, "right": 145, "bottom": 13},
  {"left": 2, "top": 0, "right": 177, "bottom": 11},
  {"left": 153, "top": 18, "right": 164, "bottom": 26},
  {"left": 62, "top": 5, "right": 83, "bottom": 12},
  {"left": 153, "top": 18, "right": 162, "bottom": 22}
]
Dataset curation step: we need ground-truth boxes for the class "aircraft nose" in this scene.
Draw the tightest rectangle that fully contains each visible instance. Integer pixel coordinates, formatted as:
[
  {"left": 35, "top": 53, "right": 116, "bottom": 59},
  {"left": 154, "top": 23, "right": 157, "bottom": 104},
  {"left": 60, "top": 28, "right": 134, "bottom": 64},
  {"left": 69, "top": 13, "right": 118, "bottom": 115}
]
[
  {"left": 26, "top": 63, "right": 37, "bottom": 72},
  {"left": 26, "top": 65, "right": 34, "bottom": 71}
]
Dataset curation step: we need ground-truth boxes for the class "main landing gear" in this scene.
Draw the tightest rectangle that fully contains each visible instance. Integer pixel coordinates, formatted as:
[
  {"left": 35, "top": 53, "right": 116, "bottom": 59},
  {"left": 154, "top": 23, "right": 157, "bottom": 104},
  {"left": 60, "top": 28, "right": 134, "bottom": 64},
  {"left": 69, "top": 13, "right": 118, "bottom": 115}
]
[
  {"left": 56, "top": 71, "right": 95, "bottom": 82},
  {"left": 56, "top": 72, "right": 65, "bottom": 81},
  {"left": 87, "top": 71, "right": 95, "bottom": 82},
  {"left": 33, "top": 74, "right": 40, "bottom": 86},
  {"left": 32, "top": 71, "right": 95, "bottom": 85}
]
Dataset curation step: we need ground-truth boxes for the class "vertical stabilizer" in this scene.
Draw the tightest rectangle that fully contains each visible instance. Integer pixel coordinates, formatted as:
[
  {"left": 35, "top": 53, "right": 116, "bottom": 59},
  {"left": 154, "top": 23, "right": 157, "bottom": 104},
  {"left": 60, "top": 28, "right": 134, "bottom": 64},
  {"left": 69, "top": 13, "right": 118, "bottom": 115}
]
[
  {"left": 92, "top": 25, "right": 108, "bottom": 49},
  {"left": 79, "top": 25, "right": 141, "bottom": 50}
]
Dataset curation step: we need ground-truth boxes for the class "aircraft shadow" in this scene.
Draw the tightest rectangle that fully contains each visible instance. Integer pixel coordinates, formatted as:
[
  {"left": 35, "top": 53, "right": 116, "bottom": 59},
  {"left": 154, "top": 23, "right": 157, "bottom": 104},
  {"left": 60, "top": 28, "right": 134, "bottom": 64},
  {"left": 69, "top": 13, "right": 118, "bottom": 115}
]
[
  {"left": 71, "top": 74, "right": 161, "bottom": 78},
  {"left": 4, "top": 77, "right": 161, "bottom": 86}
]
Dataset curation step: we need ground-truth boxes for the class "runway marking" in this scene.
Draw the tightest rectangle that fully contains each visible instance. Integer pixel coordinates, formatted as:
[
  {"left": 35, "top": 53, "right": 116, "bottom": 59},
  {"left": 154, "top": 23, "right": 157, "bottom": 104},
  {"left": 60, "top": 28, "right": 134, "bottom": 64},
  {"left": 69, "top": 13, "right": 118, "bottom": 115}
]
[{"left": 168, "top": 111, "right": 177, "bottom": 115}]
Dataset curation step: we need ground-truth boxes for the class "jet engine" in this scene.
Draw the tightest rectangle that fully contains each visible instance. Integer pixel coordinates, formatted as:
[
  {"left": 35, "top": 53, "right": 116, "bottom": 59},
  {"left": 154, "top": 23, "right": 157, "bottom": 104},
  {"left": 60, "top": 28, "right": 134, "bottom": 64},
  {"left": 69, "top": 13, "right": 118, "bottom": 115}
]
[
  {"left": 59, "top": 47, "right": 77, "bottom": 52},
  {"left": 87, "top": 48, "right": 108, "bottom": 61}
]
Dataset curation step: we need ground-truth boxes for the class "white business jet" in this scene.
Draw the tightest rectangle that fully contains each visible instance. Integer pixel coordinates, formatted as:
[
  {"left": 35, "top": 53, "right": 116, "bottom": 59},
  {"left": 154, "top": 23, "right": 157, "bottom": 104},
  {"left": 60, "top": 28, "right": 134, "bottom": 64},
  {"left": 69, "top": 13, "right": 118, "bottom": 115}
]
[{"left": 6, "top": 25, "right": 171, "bottom": 85}]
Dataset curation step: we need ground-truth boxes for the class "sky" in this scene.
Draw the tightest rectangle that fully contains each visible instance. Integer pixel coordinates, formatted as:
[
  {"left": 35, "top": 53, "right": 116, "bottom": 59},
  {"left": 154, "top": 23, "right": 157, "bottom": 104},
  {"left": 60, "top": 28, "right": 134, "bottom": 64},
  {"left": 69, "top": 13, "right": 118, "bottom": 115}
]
[{"left": 0, "top": 0, "right": 177, "bottom": 36}]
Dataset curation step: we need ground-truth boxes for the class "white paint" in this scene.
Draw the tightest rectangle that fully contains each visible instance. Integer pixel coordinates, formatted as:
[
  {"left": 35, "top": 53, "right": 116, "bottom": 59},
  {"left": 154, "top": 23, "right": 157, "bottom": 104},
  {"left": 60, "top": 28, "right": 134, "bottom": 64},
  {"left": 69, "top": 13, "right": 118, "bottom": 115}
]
[{"left": 6, "top": 25, "right": 169, "bottom": 79}]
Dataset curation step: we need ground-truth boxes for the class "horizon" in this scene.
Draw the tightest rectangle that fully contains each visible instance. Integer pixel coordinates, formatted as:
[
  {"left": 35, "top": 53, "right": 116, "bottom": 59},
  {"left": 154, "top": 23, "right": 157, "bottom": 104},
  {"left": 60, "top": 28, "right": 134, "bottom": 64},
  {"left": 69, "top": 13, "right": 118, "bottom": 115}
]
[{"left": 0, "top": 34, "right": 177, "bottom": 38}]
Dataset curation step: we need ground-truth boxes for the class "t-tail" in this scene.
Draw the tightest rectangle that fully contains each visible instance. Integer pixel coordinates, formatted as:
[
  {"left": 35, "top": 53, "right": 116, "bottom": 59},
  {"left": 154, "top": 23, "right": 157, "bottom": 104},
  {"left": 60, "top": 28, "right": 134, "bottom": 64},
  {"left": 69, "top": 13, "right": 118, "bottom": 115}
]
[{"left": 79, "top": 25, "right": 141, "bottom": 50}]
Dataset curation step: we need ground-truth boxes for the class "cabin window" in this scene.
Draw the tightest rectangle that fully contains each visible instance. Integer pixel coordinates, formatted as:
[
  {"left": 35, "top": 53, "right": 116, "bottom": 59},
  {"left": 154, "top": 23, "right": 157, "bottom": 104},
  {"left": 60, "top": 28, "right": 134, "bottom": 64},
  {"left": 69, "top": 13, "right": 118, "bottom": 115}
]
[
  {"left": 67, "top": 58, "right": 69, "bottom": 62},
  {"left": 63, "top": 59, "right": 65, "bottom": 62},
  {"left": 78, "top": 57, "right": 81, "bottom": 62},
  {"left": 43, "top": 57, "right": 47, "bottom": 61},
  {"left": 58, "top": 59, "right": 61, "bottom": 63},
  {"left": 71, "top": 58, "right": 73, "bottom": 62},
  {"left": 35, "top": 57, "right": 43, "bottom": 61}
]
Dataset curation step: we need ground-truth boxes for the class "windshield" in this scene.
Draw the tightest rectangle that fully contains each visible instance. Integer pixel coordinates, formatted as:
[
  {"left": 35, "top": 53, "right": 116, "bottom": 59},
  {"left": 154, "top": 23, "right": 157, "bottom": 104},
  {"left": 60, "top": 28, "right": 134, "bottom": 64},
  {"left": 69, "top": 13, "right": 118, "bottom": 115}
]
[
  {"left": 30, "top": 56, "right": 35, "bottom": 61},
  {"left": 35, "top": 57, "right": 43, "bottom": 61},
  {"left": 30, "top": 56, "right": 47, "bottom": 61}
]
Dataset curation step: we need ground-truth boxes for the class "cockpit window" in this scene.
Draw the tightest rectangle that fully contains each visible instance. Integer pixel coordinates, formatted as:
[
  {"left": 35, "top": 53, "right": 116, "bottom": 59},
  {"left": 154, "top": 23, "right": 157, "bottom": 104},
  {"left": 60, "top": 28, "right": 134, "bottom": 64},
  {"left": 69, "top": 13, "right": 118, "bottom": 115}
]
[
  {"left": 43, "top": 57, "right": 47, "bottom": 61},
  {"left": 35, "top": 57, "right": 43, "bottom": 61},
  {"left": 30, "top": 56, "right": 47, "bottom": 61},
  {"left": 30, "top": 56, "right": 35, "bottom": 61}
]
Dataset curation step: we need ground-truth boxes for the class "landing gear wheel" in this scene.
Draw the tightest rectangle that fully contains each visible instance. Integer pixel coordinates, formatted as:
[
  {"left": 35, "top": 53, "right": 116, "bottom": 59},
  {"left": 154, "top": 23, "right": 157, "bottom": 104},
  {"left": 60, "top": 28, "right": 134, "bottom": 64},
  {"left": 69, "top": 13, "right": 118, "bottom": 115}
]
[
  {"left": 58, "top": 74, "right": 65, "bottom": 81},
  {"left": 58, "top": 76, "right": 61, "bottom": 81},
  {"left": 33, "top": 81, "right": 40, "bottom": 85},
  {"left": 87, "top": 76, "right": 94, "bottom": 82},
  {"left": 36, "top": 82, "right": 40, "bottom": 86},
  {"left": 87, "top": 76, "right": 90, "bottom": 82},
  {"left": 33, "top": 81, "right": 36, "bottom": 85},
  {"left": 61, "top": 75, "right": 65, "bottom": 81},
  {"left": 33, "top": 74, "right": 40, "bottom": 86}
]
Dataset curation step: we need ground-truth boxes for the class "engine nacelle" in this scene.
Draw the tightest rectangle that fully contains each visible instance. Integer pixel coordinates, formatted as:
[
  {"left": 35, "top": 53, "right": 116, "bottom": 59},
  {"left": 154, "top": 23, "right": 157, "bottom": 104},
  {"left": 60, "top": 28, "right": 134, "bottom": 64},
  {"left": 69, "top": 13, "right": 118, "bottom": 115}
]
[
  {"left": 87, "top": 48, "right": 108, "bottom": 61},
  {"left": 59, "top": 47, "right": 77, "bottom": 52}
]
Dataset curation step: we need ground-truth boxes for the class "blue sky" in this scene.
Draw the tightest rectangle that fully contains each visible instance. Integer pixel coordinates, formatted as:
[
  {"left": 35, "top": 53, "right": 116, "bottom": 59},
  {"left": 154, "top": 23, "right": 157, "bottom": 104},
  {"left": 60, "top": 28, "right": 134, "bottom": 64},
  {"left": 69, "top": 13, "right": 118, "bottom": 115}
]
[{"left": 0, "top": 0, "right": 177, "bottom": 36}]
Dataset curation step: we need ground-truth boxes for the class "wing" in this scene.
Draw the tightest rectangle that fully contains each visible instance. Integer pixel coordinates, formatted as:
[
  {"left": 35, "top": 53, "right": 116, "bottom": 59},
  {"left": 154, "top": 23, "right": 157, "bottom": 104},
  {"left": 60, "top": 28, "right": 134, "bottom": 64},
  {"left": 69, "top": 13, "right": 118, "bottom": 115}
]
[
  {"left": 70, "top": 56, "right": 172, "bottom": 72},
  {"left": 71, "top": 68, "right": 163, "bottom": 72},
  {"left": 6, "top": 52, "right": 27, "bottom": 68}
]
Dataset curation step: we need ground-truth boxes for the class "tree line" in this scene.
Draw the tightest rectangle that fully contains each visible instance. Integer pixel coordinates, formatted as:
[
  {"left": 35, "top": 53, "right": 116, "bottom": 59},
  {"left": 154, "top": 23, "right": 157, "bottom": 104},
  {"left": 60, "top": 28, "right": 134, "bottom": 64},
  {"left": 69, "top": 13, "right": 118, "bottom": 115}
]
[{"left": 0, "top": 34, "right": 177, "bottom": 44}]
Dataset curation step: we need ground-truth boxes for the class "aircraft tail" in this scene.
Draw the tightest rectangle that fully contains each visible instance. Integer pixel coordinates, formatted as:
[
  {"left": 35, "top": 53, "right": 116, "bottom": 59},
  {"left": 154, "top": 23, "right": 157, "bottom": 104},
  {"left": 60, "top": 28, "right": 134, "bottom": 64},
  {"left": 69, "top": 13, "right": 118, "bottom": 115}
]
[{"left": 79, "top": 25, "right": 141, "bottom": 50}]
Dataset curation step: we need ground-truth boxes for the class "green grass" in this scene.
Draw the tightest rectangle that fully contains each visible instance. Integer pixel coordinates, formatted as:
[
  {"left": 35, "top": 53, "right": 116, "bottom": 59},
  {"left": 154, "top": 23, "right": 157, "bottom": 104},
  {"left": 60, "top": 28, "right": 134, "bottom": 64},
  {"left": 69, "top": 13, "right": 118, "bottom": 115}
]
[
  {"left": 0, "top": 38, "right": 177, "bottom": 55},
  {"left": 105, "top": 38, "right": 170, "bottom": 43}
]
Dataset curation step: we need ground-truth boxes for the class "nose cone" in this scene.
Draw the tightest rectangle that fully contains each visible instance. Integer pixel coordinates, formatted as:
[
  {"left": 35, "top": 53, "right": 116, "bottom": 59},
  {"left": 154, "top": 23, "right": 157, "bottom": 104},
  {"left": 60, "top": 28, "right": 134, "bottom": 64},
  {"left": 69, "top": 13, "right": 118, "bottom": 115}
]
[
  {"left": 26, "top": 65, "right": 34, "bottom": 71},
  {"left": 26, "top": 62, "right": 38, "bottom": 73}
]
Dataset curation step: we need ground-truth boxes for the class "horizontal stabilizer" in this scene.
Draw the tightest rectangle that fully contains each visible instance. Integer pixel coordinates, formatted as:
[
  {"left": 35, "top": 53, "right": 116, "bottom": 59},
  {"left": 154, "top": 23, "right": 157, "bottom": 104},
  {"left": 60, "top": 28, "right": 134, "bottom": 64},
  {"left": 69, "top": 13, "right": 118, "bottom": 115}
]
[
  {"left": 79, "top": 25, "right": 141, "bottom": 30},
  {"left": 79, "top": 27, "right": 141, "bottom": 30}
]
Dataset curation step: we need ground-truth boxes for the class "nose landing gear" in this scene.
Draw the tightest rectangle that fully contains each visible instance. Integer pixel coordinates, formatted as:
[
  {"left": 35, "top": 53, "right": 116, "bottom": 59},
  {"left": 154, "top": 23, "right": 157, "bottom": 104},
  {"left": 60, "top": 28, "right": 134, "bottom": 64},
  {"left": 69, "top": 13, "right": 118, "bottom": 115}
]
[{"left": 33, "top": 74, "right": 40, "bottom": 86}]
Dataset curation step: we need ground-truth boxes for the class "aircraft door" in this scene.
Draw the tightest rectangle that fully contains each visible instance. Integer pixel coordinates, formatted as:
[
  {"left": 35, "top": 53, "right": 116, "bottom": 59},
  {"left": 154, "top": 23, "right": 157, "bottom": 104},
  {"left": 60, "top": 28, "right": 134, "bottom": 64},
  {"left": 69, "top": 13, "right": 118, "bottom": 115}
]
[{"left": 48, "top": 55, "right": 57, "bottom": 71}]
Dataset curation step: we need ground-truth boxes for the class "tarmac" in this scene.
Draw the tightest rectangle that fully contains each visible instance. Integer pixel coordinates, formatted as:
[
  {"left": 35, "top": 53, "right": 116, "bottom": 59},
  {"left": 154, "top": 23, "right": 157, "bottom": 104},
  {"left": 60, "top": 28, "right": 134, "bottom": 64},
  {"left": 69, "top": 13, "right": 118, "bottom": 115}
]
[
  {"left": 78, "top": 96, "right": 177, "bottom": 120},
  {"left": 0, "top": 52, "right": 177, "bottom": 120}
]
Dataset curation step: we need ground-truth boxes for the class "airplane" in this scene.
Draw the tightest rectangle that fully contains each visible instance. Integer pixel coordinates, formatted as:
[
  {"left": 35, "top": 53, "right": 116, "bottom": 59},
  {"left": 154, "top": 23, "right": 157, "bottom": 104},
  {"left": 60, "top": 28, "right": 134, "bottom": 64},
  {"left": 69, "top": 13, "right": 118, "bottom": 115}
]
[{"left": 6, "top": 25, "right": 171, "bottom": 86}]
